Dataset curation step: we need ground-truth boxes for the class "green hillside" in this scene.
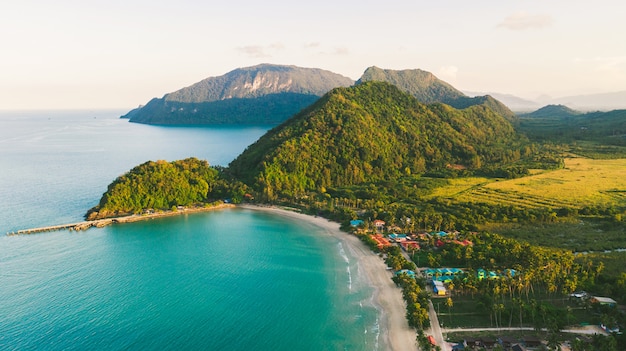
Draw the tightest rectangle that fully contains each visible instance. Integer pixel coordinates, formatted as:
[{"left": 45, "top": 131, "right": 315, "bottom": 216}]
[
  {"left": 357, "top": 67, "right": 517, "bottom": 122},
  {"left": 520, "top": 104, "right": 581, "bottom": 119},
  {"left": 228, "top": 81, "right": 525, "bottom": 201},
  {"left": 519, "top": 106, "right": 626, "bottom": 154},
  {"left": 85, "top": 158, "right": 247, "bottom": 220}
]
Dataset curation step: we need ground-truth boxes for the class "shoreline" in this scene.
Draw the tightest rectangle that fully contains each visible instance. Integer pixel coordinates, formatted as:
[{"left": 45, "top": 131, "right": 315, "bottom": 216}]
[
  {"left": 238, "top": 204, "right": 417, "bottom": 351},
  {"left": 10, "top": 203, "right": 417, "bottom": 349}
]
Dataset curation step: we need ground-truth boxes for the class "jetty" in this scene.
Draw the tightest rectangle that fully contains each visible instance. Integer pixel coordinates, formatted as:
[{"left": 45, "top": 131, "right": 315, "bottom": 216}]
[
  {"left": 9, "top": 219, "right": 115, "bottom": 235},
  {"left": 7, "top": 203, "right": 236, "bottom": 236}
]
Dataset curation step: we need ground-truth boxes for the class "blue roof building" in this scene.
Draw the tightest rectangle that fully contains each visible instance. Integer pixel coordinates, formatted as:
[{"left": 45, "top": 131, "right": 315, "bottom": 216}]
[{"left": 350, "top": 219, "right": 364, "bottom": 227}]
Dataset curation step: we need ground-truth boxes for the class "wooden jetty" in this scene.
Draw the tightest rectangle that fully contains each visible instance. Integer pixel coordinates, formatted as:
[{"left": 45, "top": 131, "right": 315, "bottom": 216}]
[{"left": 8, "top": 219, "right": 114, "bottom": 236}]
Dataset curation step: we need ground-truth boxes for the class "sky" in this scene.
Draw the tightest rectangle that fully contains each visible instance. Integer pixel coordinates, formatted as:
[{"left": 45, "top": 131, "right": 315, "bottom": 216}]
[{"left": 2, "top": 0, "right": 626, "bottom": 109}]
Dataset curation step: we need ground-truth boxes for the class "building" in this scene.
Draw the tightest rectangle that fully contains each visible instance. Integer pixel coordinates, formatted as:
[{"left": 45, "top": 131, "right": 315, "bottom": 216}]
[
  {"left": 395, "top": 269, "right": 416, "bottom": 278},
  {"left": 432, "top": 280, "right": 447, "bottom": 296},
  {"left": 590, "top": 296, "right": 617, "bottom": 307},
  {"left": 373, "top": 219, "right": 385, "bottom": 232},
  {"left": 388, "top": 233, "right": 407, "bottom": 242},
  {"left": 370, "top": 234, "right": 391, "bottom": 249},
  {"left": 400, "top": 241, "right": 420, "bottom": 252},
  {"left": 350, "top": 219, "right": 364, "bottom": 227}
]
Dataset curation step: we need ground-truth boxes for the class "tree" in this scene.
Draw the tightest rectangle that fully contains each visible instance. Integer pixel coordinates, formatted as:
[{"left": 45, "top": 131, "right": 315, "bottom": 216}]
[{"left": 445, "top": 297, "right": 453, "bottom": 324}]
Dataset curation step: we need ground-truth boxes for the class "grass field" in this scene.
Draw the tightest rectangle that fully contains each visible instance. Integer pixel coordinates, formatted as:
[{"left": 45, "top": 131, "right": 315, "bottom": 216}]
[
  {"left": 432, "top": 157, "right": 626, "bottom": 209},
  {"left": 425, "top": 177, "right": 491, "bottom": 199},
  {"left": 485, "top": 157, "right": 626, "bottom": 207}
]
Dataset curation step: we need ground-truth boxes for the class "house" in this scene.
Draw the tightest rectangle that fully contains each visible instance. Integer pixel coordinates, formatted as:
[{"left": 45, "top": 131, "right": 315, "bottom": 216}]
[
  {"left": 498, "top": 336, "right": 518, "bottom": 349},
  {"left": 350, "top": 219, "right": 364, "bottom": 227},
  {"left": 464, "top": 337, "right": 481, "bottom": 349},
  {"left": 522, "top": 336, "right": 542, "bottom": 348},
  {"left": 481, "top": 338, "right": 497, "bottom": 349},
  {"left": 388, "top": 233, "right": 407, "bottom": 242},
  {"left": 432, "top": 280, "right": 447, "bottom": 296},
  {"left": 400, "top": 241, "right": 420, "bottom": 252},
  {"left": 395, "top": 269, "right": 416, "bottom": 278},
  {"left": 373, "top": 219, "right": 386, "bottom": 232},
  {"left": 370, "top": 234, "right": 392, "bottom": 249},
  {"left": 451, "top": 343, "right": 465, "bottom": 350},
  {"left": 590, "top": 296, "right": 617, "bottom": 307},
  {"left": 511, "top": 344, "right": 527, "bottom": 351}
]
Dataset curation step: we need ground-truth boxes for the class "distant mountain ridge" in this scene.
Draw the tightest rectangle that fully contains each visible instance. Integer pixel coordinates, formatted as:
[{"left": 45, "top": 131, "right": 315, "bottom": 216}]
[
  {"left": 357, "top": 67, "right": 516, "bottom": 122},
  {"left": 520, "top": 104, "right": 581, "bottom": 119},
  {"left": 122, "top": 64, "right": 354, "bottom": 125},
  {"left": 518, "top": 104, "right": 626, "bottom": 146}
]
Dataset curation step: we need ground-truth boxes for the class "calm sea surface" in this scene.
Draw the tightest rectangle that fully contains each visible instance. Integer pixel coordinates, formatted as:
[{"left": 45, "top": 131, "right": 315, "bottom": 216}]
[{"left": 0, "top": 111, "right": 381, "bottom": 350}]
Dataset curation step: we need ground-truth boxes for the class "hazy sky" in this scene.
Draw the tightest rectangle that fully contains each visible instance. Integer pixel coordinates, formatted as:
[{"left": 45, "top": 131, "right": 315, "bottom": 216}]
[{"left": 2, "top": 0, "right": 625, "bottom": 109}]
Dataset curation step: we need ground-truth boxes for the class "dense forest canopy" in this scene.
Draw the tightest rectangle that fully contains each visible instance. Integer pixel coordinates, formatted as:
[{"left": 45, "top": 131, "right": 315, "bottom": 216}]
[
  {"left": 228, "top": 81, "right": 526, "bottom": 201},
  {"left": 86, "top": 158, "right": 246, "bottom": 220},
  {"left": 357, "top": 66, "right": 517, "bottom": 123}
]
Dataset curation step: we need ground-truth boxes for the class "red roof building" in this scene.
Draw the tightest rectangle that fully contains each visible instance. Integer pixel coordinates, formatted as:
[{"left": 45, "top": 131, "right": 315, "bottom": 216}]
[
  {"left": 370, "top": 234, "right": 391, "bottom": 249},
  {"left": 400, "top": 241, "right": 420, "bottom": 251}
]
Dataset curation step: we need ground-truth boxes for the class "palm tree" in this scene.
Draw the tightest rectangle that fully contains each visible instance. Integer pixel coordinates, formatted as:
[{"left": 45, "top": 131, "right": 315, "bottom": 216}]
[{"left": 445, "top": 297, "right": 453, "bottom": 324}]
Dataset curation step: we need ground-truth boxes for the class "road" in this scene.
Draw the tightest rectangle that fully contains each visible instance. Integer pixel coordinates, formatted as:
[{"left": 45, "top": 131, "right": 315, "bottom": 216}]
[
  {"left": 426, "top": 300, "right": 448, "bottom": 351},
  {"left": 442, "top": 325, "right": 608, "bottom": 335}
]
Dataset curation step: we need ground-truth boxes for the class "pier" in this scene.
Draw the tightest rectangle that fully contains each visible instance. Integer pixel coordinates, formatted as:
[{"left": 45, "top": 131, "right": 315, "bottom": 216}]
[
  {"left": 6, "top": 203, "right": 236, "bottom": 236},
  {"left": 8, "top": 219, "right": 115, "bottom": 235}
]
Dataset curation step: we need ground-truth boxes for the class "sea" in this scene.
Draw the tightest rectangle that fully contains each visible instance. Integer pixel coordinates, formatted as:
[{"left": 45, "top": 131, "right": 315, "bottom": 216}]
[{"left": 0, "top": 111, "right": 382, "bottom": 350}]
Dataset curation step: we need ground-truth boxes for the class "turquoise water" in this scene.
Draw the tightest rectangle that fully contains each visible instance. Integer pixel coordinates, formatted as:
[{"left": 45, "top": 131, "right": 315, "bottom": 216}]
[{"left": 0, "top": 112, "right": 382, "bottom": 350}]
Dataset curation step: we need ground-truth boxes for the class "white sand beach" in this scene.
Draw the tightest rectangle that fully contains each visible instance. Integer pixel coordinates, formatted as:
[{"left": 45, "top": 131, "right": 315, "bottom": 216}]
[{"left": 240, "top": 204, "right": 417, "bottom": 351}]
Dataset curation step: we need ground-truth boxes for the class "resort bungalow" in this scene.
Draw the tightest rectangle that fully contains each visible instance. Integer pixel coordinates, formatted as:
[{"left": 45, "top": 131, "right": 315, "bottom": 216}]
[
  {"left": 373, "top": 219, "right": 385, "bottom": 232},
  {"left": 399, "top": 241, "right": 420, "bottom": 252},
  {"left": 432, "top": 280, "right": 447, "bottom": 296},
  {"left": 498, "top": 336, "right": 519, "bottom": 349},
  {"left": 463, "top": 337, "right": 480, "bottom": 349},
  {"left": 590, "top": 296, "right": 617, "bottom": 307},
  {"left": 388, "top": 233, "right": 407, "bottom": 242},
  {"left": 476, "top": 268, "right": 500, "bottom": 280},
  {"left": 395, "top": 269, "right": 416, "bottom": 278},
  {"left": 480, "top": 338, "right": 497, "bottom": 349},
  {"left": 522, "top": 336, "right": 542, "bottom": 348},
  {"left": 424, "top": 268, "right": 464, "bottom": 282},
  {"left": 370, "top": 234, "right": 391, "bottom": 249},
  {"left": 350, "top": 219, "right": 364, "bottom": 227}
]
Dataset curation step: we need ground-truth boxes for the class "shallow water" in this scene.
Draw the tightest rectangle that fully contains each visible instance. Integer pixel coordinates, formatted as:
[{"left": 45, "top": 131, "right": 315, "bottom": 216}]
[{"left": 0, "top": 112, "right": 382, "bottom": 350}]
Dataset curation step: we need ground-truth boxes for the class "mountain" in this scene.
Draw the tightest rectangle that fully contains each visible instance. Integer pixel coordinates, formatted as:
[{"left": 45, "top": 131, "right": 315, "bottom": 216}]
[
  {"left": 464, "top": 91, "right": 542, "bottom": 112},
  {"left": 518, "top": 105, "right": 626, "bottom": 146},
  {"left": 547, "top": 91, "right": 626, "bottom": 111},
  {"left": 228, "top": 81, "right": 525, "bottom": 200},
  {"left": 122, "top": 64, "right": 354, "bottom": 125},
  {"left": 520, "top": 104, "right": 582, "bottom": 118},
  {"left": 357, "top": 67, "right": 517, "bottom": 122}
]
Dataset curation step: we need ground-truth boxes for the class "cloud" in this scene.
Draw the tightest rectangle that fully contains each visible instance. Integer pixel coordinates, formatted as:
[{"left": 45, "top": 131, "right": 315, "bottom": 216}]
[
  {"left": 438, "top": 66, "right": 458, "bottom": 81},
  {"left": 236, "top": 43, "right": 285, "bottom": 58},
  {"left": 304, "top": 42, "right": 320, "bottom": 49},
  {"left": 332, "top": 47, "right": 350, "bottom": 55},
  {"left": 497, "top": 12, "right": 553, "bottom": 30},
  {"left": 236, "top": 46, "right": 269, "bottom": 58}
]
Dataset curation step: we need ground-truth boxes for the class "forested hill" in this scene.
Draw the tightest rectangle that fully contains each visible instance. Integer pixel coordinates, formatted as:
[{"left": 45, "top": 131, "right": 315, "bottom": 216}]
[
  {"left": 520, "top": 104, "right": 581, "bottom": 118},
  {"left": 122, "top": 64, "right": 354, "bottom": 125},
  {"left": 357, "top": 66, "right": 517, "bottom": 122},
  {"left": 228, "top": 81, "right": 525, "bottom": 200}
]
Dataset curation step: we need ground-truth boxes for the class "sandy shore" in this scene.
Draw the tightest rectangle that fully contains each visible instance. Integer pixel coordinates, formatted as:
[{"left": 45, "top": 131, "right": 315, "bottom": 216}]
[{"left": 239, "top": 204, "right": 417, "bottom": 351}]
